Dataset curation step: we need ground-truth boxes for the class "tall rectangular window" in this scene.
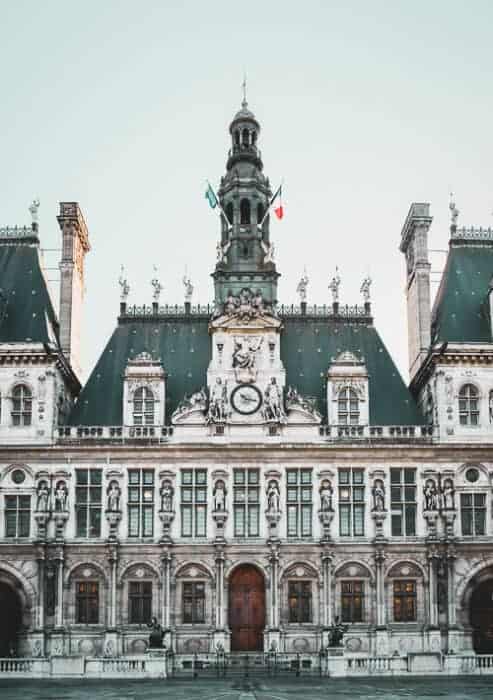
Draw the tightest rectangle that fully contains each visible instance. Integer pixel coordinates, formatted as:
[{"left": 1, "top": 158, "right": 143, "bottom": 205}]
[
  {"left": 181, "top": 469, "right": 207, "bottom": 538},
  {"left": 393, "top": 580, "right": 416, "bottom": 622},
  {"left": 286, "top": 469, "right": 312, "bottom": 538},
  {"left": 233, "top": 469, "right": 260, "bottom": 537},
  {"left": 182, "top": 582, "right": 205, "bottom": 623},
  {"left": 76, "top": 581, "right": 99, "bottom": 623},
  {"left": 128, "top": 469, "right": 154, "bottom": 538},
  {"left": 461, "top": 493, "right": 486, "bottom": 535},
  {"left": 338, "top": 469, "right": 365, "bottom": 536},
  {"left": 288, "top": 581, "right": 312, "bottom": 623},
  {"left": 5, "top": 495, "right": 30, "bottom": 537},
  {"left": 75, "top": 469, "right": 102, "bottom": 538},
  {"left": 390, "top": 468, "right": 416, "bottom": 536},
  {"left": 129, "top": 581, "right": 152, "bottom": 624},
  {"left": 341, "top": 581, "right": 364, "bottom": 622}
]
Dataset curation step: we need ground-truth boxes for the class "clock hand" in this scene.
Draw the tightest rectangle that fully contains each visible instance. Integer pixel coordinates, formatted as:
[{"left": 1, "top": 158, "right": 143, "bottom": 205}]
[{"left": 239, "top": 392, "right": 256, "bottom": 402}]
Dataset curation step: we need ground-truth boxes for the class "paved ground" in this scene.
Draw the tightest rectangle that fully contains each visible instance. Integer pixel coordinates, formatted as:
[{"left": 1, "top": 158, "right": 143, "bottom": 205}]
[{"left": 0, "top": 677, "right": 492, "bottom": 700}]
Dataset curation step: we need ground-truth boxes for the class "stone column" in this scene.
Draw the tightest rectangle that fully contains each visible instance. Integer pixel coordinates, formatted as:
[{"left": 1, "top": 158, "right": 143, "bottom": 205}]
[
  {"left": 107, "top": 546, "right": 118, "bottom": 629},
  {"left": 447, "top": 546, "right": 457, "bottom": 627},
  {"left": 375, "top": 547, "right": 386, "bottom": 627},
  {"left": 55, "top": 547, "right": 64, "bottom": 629},
  {"left": 160, "top": 547, "right": 173, "bottom": 648},
  {"left": 265, "top": 542, "right": 281, "bottom": 651},
  {"left": 427, "top": 546, "right": 438, "bottom": 627},
  {"left": 36, "top": 547, "right": 45, "bottom": 630}
]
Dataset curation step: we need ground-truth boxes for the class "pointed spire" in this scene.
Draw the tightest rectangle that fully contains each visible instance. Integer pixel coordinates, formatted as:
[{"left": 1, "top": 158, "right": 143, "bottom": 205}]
[{"left": 241, "top": 73, "right": 248, "bottom": 109}]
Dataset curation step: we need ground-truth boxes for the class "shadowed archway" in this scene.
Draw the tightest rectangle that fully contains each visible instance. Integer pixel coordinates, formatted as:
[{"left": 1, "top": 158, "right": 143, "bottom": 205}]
[
  {"left": 471, "top": 578, "right": 493, "bottom": 653},
  {"left": 0, "top": 582, "right": 22, "bottom": 656}
]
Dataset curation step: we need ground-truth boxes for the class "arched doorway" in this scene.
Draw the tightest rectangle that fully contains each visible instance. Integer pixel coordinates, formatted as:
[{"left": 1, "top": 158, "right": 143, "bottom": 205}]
[
  {"left": 470, "top": 578, "right": 493, "bottom": 653},
  {"left": 0, "top": 582, "right": 22, "bottom": 656},
  {"left": 229, "top": 565, "right": 265, "bottom": 651}
]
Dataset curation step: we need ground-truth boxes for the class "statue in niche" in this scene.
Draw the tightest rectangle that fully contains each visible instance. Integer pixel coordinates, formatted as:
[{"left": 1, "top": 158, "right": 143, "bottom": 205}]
[
  {"left": 263, "top": 377, "right": 284, "bottom": 421},
  {"left": 213, "top": 480, "right": 226, "bottom": 512},
  {"left": 160, "top": 481, "right": 174, "bottom": 512},
  {"left": 267, "top": 480, "right": 281, "bottom": 514},
  {"left": 372, "top": 479, "right": 385, "bottom": 512},
  {"left": 441, "top": 478, "right": 455, "bottom": 510},
  {"left": 54, "top": 481, "right": 68, "bottom": 512},
  {"left": 319, "top": 479, "right": 333, "bottom": 512},
  {"left": 107, "top": 481, "right": 121, "bottom": 512},
  {"left": 207, "top": 377, "right": 228, "bottom": 423},
  {"left": 424, "top": 479, "right": 438, "bottom": 511},
  {"left": 36, "top": 481, "right": 50, "bottom": 512},
  {"left": 148, "top": 617, "right": 164, "bottom": 649}
]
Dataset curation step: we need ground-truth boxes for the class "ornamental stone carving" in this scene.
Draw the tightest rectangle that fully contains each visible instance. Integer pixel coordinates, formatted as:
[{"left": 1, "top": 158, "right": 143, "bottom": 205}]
[
  {"left": 263, "top": 377, "right": 285, "bottom": 422},
  {"left": 232, "top": 335, "right": 263, "bottom": 383},
  {"left": 218, "top": 287, "right": 274, "bottom": 322},
  {"left": 424, "top": 478, "right": 438, "bottom": 511},
  {"left": 213, "top": 479, "right": 227, "bottom": 512},
  {"left": 107, "top": 481, "right": 121, "bottom": 512},
  {"left": 372, "top": 479, "right": 386, "bottom": 512},
  {"left": 207, "top": 377, "right": 229, "bottom": 423},
  {"left": 36, "top": 480, "right": 50, "bottom": 512},
  {"left": 172, "top": 388, "right": 207, "bottom": 424}
]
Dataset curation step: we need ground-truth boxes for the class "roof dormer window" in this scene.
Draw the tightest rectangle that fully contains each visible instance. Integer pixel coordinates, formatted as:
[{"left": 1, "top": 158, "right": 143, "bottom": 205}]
[
  {"left": 133, "top": 386, "right": 155, "bottom": 426},
  {"left": 11, "top": 384, "right": 32, "bottom": 427}
]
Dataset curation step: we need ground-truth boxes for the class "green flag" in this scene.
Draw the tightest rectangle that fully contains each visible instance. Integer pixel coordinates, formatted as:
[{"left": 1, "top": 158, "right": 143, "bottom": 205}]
[{"left": 205, "top": 183, "right": 218, "bottom": 209}]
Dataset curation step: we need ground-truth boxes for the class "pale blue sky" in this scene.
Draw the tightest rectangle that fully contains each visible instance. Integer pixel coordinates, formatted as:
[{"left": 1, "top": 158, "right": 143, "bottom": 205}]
[{"left": 1, "top": 1, "right": 493, "bottom": 382}]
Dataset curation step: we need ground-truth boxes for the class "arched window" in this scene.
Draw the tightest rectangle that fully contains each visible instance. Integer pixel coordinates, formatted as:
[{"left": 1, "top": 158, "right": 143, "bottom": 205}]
[
  {"left": 133, "top": 387, "right": 155, "bottom": 426},
  {"left": 226, "top": 202, "right": 234, "bottom": 227},
  {"left": 242, "top": 128, "right": 249, "bottom": 147},
  {"left": 257, "top": 203, "right": 264, "bottom": 224},
  {"left": 459, "top": 384, "right": 479, "bottom": 426},
  {"left": 11, "top": 384, "right": 32, "bottom": 426},
  {"left": 251, "top": 131, "right": 257, "bottom": 146},
  {"left": 338, "top": 387, "right": 359, "bottom": 425},
  {"left": 234, "top": 130, "right": 240, "bottom": 146},
  {"left": 240, "top": 199, "right": 251, "bottom": 225}
]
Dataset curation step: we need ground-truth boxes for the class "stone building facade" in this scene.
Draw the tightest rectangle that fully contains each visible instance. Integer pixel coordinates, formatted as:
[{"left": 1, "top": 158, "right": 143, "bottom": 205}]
[{"left": 1, "top": 99, "right": 493, "bottom": 667}]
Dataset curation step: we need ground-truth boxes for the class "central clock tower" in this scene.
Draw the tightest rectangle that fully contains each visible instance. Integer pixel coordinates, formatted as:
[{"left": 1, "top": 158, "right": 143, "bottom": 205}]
[{"left": 207, "top": 97, "right": 286, "bottom": 426}]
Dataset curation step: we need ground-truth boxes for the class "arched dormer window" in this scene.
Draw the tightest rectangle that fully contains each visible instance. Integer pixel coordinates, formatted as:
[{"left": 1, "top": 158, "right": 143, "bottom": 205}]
[
  {"left": 338, "top": 387, "right": 359, "bottom": 425},
  {"left": 459, "top": 384, "right": 479, "bottom": 426},
  {"left": 242, "top": 128, "right": 249, "bottom": 147},
  {"left": 12, "top": 384, "right": 32, "bottom": 426},
  {"left": 133, "top": 387, "right": 155, "bottom": 426},
  {"left": 252, "top": 131, "right": 257, "bottom": 146},
  {"left": 240, "top": 199, "right": 251, "bottom": 225},
  {"left": 234, "top": 130, "right": 240, "bottom": 146}
]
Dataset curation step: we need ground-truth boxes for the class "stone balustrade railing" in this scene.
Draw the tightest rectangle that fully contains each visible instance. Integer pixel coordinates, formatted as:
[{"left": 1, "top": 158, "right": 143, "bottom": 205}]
[
  {"left": 320, "top": 424, "right": 434, "bottom": 441},
  {"left": 452, "top": 226, "right": 493, "bottom": 241},
  {"left": 0, "top": 225, "right": 37, "bottom": 240},
  {"left": 57, "top": 425, "right": 173, "bottom": 442},
  {"left": 0, "top": 655, "right": 167, "bottom": 678}
]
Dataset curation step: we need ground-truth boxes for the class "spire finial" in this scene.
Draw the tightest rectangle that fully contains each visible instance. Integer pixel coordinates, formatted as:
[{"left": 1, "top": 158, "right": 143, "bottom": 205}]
[
  {"left": 329, "top": 267, "right": 341, "bottom": 304},
  {"left": 360, "top": 275, "right": 372, "bottom": 303},
  {"left": 296, "top": 268, "right": 309, "bottom": 303},
  {"left": 29, "top": 198, "right": 40, "bottom": 225},
  {"left": 241, "top": 73, "right": 248, "bottom": 108},
  {"left": 118, "top": 265, "right": 130, "bottom": 302},
  {"left": 183, "top": 271, "right": 194, "bottom": 304},
  {"left": 449, "top": 192, "right": 459, "bottom": 229}
]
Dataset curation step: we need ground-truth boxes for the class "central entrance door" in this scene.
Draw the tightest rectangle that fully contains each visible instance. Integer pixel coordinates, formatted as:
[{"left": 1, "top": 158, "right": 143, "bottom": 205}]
[
  {"left": 0, "top": 582, "right": 22, "bottom": 656},
  {"left": 471, "top": 578, "right": 493, "bottom": 653},
  {"left": 229, "top": 565, "right": 265, "bottom": 651}
]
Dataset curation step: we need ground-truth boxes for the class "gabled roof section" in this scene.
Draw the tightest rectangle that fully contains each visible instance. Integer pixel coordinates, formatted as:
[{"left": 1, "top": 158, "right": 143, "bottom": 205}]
[
  {"left": 68, "top": 316, "right": 211, "bottom": 426},
  {"left": 431, "top": 236, "right": 493, "bottom": 344},
  {"left": 281, "top": 317, "right": 425, "bottom": 425},
  {"left": 0, "top": 242, "right": 59, "bottom": 345}
]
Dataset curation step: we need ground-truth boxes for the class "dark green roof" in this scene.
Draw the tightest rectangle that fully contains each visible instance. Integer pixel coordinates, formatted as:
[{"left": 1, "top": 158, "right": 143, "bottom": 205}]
[
  {"left": 69, "top": 313, "right": 423, "bottom": 426},
  {"left": 281, "top": 318, "right": 424, "bottom": 425},
  {"left": 0, "top": 243, "right": 59, "bottom": 344},
  {"left": 431, "top": 243, "right": 493, "bottom": 344}
]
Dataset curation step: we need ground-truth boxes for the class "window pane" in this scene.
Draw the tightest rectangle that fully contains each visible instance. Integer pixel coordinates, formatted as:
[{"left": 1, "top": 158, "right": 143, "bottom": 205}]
[
  {"left": 339, "top": 505, "right": 350, "bottom": 536},
  {"left": 353, "top": 505, "right": 364, "bottom": 536},
  {"left": 196, "top": 505, "right": 206, "bottom": 537}
]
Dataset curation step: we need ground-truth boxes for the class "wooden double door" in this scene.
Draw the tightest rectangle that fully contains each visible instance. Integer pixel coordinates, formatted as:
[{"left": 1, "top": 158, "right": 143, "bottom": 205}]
[{"left": 229, "top": 565, "right": 266, "bottom": 651}]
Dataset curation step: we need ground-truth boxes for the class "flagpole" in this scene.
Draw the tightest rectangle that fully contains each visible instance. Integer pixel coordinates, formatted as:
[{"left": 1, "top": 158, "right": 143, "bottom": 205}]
[
  {"left": 259, "top": 180, "right": 283, "bottom": 228},
  {"left": 206, "top": 180, "right": 232, "bottom": 229}
]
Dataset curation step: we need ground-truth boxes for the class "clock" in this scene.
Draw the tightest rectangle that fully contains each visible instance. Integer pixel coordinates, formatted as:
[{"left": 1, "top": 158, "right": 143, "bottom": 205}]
[{"left": 230, "top": 384, "right": 263, "bottom": 415}]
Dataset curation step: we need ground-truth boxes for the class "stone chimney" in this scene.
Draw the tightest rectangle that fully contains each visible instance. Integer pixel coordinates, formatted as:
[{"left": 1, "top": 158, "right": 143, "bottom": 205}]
[
  {"left": 400, "top": 203, "right": 433, "bottom": 381},
  {"left": 57, "top": 202, "right": 91, "bottom": 380}
]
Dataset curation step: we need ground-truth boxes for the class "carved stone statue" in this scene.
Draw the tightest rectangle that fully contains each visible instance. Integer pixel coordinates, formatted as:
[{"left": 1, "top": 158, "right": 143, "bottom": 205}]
[
  {"left": 267, "top": 480, "right": 281, "bottom": 514},
  {"left": 328, "top": 616, "right": 347, "bottom": 647},
  {"left": 232, "top": 336, "right": 263, "bottom": 382},
  {"left": 261, "top": 240, "right": 275, "bottom": 264},
  {"left": 320, "top": 480, "right": 333, "bottom": 512},
  {"left": 360, "top": 275, "right": 372, "bottom": 303},
  {"left": 183, "top": 275, "right": 193, "bottom": 304},
  {"left": 107, "top": 481, "right": 121, "bottom": 512},
  {"left": 263, "top": 377, "right": 284, "bottom": 421},
  {"left": 213, "top": 480, "right": 226, "bottom": 512},
  {"left": 424, "top": 479, "right": 438, "bottom": 511},
  {"left": 118, "top": 266, "right": 130, "bottom": 302},
  {"left": 172, "top": 388, "right": 207, "bottom": 421},
  {"left": 36, "top": 481, "right": 50, "bottom": 512},
  {"left": 296, "top": 271, "right": 309, "bottom": 303},
  {"left": 329, "top": 269, "right": 341, "bottom": 303},
  {"left": 54, "top": 481, "right": 68, "bottom": 512},
  {"left": 160, "top": 481, "right": 174, "bottom": 512},
  {"left": 151, "top": 269, "right": 163, "bottom": 302},
  {"left": 207, "top": 377, "right": 228, "bottom": 423},
  {"left": 220, "top": 287, "right": 272, "bottom": 321},
  {"left": 29, "top": 199, "right": 40, "bottom": 224},
  {"left": 148, "top": 617, "right": 164, "bottom": 649},
  {"left": 441, "top": 478, "right": 455, "bottom": 510},
  {"left": 372, "top": 479, "right": 385, "bottom": 512}
]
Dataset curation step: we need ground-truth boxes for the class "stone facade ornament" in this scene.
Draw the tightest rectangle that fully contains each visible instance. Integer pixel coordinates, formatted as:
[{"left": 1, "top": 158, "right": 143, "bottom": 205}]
[
  {"left": 219, "top": 287, "right": 273, "bottom": 322},
  {"left": 360, "top": 275, "right": 372, "bottom": 303},
  {"left": 424, "top": 478, "right": 438, "bottom": 511},
  {"left": 213, "top": 479, "right": 227, "bottom": 512},
  {"left": 29, "top": 198, "right": 40, "bottom": 224},
  {"left": 266, "top": 479, "right": 281, "bottom": 514},
  {"left": 232, "top": 335, "right": 263, "bottom": 383},
  {"left": 151, "top": 267, "right": 163, "bottom": 302},
  {"left": 183, "top": 274, "right": 193, "bottom": 304},
  {"left": 36, "top": 480, "right": 50, "bottom": 512},
  {"left": 172, "top": 388, "right": 207, "bottom": 424},
  {"left": 262, "top": 377, "right": 285, "bottom": 422},
  {"left": 207, "top": 377, "right": 229, "bottom": 423},
  {"left": 107, "top": 481, "right": 121, "bottom": 512},
  {"left": 54, "top": 481, "right": 68, "bottom": 512},
  {"left": 441, "top": 478, "right": 455, "bottom": 510},
  {"left": 286, "top": 385, "right": 321, "bottom": 422},
  {"left": 158, "top": 480, "right": 175, "bottom": 542},
  {"left": 372, "top": 479, "right": 385, "bottom": 512},
  {"left": 449, "top": 193, "right": 459, "bottom": 227},
  {"left": 261, "top": 240, "right": 275, "bottom": 264},
  {"left": 318, "top": 479, "right": 335, "bottom": 540}
]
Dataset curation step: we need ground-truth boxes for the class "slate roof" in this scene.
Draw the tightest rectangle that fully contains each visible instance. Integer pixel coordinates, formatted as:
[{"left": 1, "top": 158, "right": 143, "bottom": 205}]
[
  {"left": 431, "top": 241, "right": 493, "bottom": 344},
  {"left": 68, "top": 312, "right": 424, "bottom": 427},
  {"left": 0, "top": 242, "right": 59, "bottom": 345}
]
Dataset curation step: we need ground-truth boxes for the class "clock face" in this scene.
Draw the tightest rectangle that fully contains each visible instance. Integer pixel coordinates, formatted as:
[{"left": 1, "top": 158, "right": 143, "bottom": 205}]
[{"left": 231, "top": 384, "right": 263, "bottom": 415}]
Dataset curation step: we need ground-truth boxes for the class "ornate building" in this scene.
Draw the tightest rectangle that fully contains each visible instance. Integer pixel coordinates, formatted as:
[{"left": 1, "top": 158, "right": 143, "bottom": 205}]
[{"left": 1, "top": 98, "right": 493, "bottom": 669}]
